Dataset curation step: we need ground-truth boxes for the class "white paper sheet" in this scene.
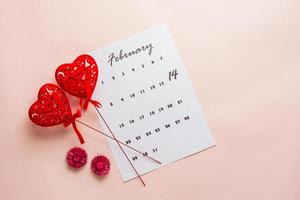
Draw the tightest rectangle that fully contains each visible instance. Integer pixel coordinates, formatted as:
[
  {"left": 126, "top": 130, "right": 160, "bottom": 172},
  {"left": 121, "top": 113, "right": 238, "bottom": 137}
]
[{"left": 91, "top": 24, "right": 215, "bottom": 182}]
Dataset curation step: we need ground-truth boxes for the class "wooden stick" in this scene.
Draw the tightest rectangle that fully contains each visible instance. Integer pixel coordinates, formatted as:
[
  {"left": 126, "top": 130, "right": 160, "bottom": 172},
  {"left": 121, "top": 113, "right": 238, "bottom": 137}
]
[
  {"left": 94, "top": 107, "right": 145, "bottom": 186},
  {"left": 75, "top": 119, "right": 161, "bottom": 164}
]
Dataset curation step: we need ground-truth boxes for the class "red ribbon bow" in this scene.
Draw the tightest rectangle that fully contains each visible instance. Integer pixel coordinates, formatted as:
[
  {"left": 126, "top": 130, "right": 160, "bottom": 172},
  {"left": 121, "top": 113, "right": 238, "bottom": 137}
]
[{"left": 63, "top": 110, "right": 84, "bottom": 144}]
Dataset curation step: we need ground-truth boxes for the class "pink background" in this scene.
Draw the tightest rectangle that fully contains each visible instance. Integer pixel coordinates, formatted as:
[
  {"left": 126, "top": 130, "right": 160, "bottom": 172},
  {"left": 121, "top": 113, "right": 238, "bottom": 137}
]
[{"left": 1, "top": 0, "right": 300, "bottom": 199}]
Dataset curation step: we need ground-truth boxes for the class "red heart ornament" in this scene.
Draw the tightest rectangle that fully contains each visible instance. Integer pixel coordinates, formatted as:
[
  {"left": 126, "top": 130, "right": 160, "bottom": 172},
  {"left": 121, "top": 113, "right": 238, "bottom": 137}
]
[
  {"left": 29, "top": 83, "right": 72, "bottom": 126},
  {"left": 28, "top": 83, "right": 85, "bottom": 144},
  {"left": 55, "top": 54, "right": 100, "bottom": 110}
]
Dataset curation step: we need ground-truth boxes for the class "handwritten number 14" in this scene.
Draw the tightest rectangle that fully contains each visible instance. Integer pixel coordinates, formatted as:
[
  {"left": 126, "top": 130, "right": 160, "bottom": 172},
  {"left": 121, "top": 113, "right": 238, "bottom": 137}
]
[{"left": 169, "top": 69, "right": 178, "bottom": 81}]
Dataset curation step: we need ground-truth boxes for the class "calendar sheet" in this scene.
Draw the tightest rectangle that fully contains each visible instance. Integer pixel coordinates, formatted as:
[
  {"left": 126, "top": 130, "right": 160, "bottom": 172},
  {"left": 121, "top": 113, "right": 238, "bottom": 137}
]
[{"left": 91, "top": 24, "right": 215, "bottom": 182}]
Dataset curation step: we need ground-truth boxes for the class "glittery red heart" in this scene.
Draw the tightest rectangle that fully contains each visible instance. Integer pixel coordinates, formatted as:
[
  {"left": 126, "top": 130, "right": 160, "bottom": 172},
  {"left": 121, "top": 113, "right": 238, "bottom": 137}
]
[
  {"left": 55, "top": 54, "right": 98, "bottom": 99},
  {"left": 28, "top": 83, "right": 72, "bottom": 127}
]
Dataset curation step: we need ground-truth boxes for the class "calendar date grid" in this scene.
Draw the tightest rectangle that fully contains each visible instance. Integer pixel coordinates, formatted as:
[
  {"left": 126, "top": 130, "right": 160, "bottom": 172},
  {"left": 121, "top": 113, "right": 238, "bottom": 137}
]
[
  {"left": 118, "top": 99, "right": 184, "bottom": 129},
  {"left": 127, "top": 113, "right": 191, "bottom": 162}
]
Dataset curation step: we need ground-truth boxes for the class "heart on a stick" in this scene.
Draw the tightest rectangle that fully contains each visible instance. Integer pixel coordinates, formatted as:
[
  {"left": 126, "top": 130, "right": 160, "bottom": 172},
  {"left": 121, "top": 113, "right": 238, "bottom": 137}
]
[
  {"left": 28, "top": 83, "right": 84, "bottom": 144},
  {"left": 55, "top": 54, "right": 100, "bottom": 109}
]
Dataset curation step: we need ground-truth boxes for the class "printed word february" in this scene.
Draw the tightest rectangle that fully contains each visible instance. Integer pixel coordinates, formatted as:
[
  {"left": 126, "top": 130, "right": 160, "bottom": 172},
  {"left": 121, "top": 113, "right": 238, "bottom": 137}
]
[{"left": 108, "top": 43, "right": 154, "bottom": 67}]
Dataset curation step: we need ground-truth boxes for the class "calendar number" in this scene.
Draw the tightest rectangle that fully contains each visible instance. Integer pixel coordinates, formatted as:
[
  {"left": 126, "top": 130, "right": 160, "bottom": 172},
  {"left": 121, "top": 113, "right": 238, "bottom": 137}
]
[{"left": 169, "top": 69, "right": 178, "bottom": 81}]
